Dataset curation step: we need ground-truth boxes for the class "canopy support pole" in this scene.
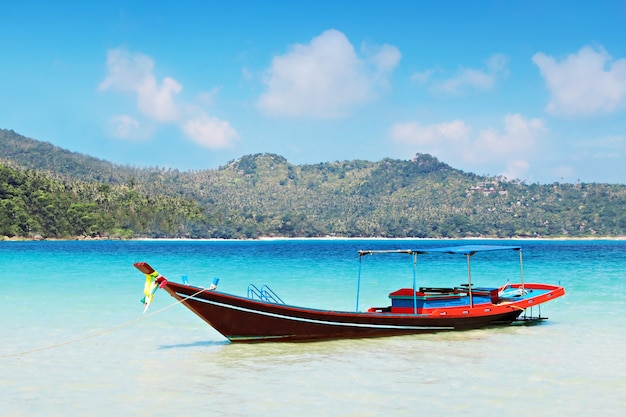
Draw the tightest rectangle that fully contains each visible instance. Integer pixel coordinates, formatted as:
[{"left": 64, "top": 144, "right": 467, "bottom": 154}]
[
  {"left": 519, "top": 249, "right": 525, "bottom": 297},
  {"left": 413, "top": 252, "right": 418, "bottom": 315},
  {"left": 467, "top": 254, "right": 473, "bottom": 308},
  {"left": 356, "top": 255, "right": 363, "bottom": 312}
]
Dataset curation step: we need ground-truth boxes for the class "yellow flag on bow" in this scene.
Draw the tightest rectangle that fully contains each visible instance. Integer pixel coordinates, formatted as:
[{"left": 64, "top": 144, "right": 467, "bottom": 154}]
[{"left": 141, "top": 270, "right": 160, "bottom": 313}]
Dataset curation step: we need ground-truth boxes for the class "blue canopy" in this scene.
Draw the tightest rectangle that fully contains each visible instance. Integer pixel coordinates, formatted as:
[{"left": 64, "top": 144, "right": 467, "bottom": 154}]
[
  {"left": 355, "top": 244, "right": 524, "bottom": 312},
  {"left": 359, "top": 245, "right": 521, "bottom": 257}
]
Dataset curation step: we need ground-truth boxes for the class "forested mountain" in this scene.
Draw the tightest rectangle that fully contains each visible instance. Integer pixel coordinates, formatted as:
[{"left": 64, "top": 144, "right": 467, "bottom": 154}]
[
  {"left": 0, "top": 162, "right": 205, "bottom": 239},
  {"left": 1, "top": 128, "right": 625, "bottom": 239},
  {"left": 0, "top": 129, "right": 139, "bottom": 183}
]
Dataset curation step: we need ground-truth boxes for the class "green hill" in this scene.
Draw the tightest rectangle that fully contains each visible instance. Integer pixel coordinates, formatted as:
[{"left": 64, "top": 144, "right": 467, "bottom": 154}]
[{"left": 1, "top": 128, "right": 625, "bottom": 239}]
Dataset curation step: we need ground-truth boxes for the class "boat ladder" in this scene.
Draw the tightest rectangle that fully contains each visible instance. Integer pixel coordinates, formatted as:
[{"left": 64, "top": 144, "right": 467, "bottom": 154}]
[
  {"left": 514, "top": 304, "right": 548, "bottom": 324},
  {"left": 247, "top": 284, "right": 285, "bottom": 304}
]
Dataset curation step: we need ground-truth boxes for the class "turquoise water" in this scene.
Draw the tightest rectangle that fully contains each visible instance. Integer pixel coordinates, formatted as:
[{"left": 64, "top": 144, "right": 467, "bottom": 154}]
[{"left": 1, "top": 239, "right": 625, "bottom": 416}]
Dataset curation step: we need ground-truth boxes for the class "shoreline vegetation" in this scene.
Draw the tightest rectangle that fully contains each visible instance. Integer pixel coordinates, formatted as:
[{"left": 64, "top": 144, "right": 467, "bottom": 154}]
[
  {"left": 2, "top": 235, "right": 625, "bottom": 242},
  {"left": 2, "top": 129, "right": 626, "bottom": 241}
]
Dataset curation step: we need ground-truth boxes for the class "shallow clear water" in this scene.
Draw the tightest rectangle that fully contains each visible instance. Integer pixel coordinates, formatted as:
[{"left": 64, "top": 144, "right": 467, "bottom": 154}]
[{"left": 1, "top": 239, "right": 625, "bottom": 416}]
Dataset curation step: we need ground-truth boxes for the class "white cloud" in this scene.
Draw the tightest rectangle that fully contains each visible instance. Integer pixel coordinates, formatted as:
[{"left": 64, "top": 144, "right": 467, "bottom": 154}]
[
  {"left": 391, "top": 113, "right": 546, "bottom": 180},
  {"left": 182, "top": 113, "right": 238, "bottom": 150},
  {"left": 136, "top": 76, "right": 182, "bottom": 122},
  {"left": 99, "top": 48, "right": 152, "bottom": 91},
  {"left": 532, "top": 45, "right": 626, "bottom": 116},
  {"left": 474, "top": 113, "right": 546, "bottom": 159},
  {"left": 362, "top": 42, "right": 402, "bottom": 82},
  {"left": 100, "top": 47, "right": 238, "bottom": 149},
  {"left": 196, "top": 87, "right": 221, "bottom": 107},
  {"left": 100, "top": 48, "right": 181, "bottom": 122},
  {"left": 108, "top": 115, "right": 144, "bottom": 139},
  {"left": 410, "top": 69, "right": 434, "bottom": 84},
  {"left": 413, "top": 54, "right": 509, "bottom": 95},
  {"left": 502, "top": 160, "right": 531, "bottom": 182},
  {"left": 258, "top": 29, "right": 400, "bottom": 118},
  {"left": 437, "top": 69, "right": 494, "bottom": 94},
  {"left": 391, "top": 119, "right": 471, "bottom": 146}
]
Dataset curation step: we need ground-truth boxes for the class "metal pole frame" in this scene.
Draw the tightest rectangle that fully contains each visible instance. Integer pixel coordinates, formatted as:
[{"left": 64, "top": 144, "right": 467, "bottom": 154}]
[
  {"left": 519, "top": 249, "right": 525, "bottom": 297},
  {"left": 356, "top": 255, "right": 363, "bottom": 312},
  {"left": 467, "top": 254, "right": 473, "bottom": 308},
  {"left": 413, "top": 252, "right": 418, "bottom": 314}
]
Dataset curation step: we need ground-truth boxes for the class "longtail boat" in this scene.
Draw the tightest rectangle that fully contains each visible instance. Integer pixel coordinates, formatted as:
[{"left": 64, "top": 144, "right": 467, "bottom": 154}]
[{"left": 135, "top": 245, "right": 565, "bottom": 342}]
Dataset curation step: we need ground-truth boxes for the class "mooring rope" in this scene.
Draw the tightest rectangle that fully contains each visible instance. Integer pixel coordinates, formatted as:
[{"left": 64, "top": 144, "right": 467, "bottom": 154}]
[{"left": 0, "top": 287, "right": 207, "bottom": 359}]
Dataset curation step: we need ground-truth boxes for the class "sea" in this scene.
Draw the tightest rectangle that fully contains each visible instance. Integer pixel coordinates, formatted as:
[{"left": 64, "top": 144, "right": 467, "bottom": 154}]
[{"left": 1, "top": 239, "right": 625, "bottom": 417}]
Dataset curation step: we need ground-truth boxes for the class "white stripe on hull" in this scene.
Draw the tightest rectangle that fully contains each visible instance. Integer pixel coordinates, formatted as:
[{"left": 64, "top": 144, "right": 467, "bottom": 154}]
[{"left": 180, "top": 293, "right": 454, "bottom": 331}]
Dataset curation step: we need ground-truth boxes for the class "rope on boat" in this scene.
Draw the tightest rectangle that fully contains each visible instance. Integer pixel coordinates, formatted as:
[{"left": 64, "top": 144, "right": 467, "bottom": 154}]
[{"left": 0, "top": 287, "right": 207, "bottom": 359}]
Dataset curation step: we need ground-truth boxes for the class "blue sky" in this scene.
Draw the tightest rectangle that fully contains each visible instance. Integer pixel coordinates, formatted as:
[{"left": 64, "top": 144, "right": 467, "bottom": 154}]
[{"left": 2, "top": 1, "right": 626, "bottom": 183}]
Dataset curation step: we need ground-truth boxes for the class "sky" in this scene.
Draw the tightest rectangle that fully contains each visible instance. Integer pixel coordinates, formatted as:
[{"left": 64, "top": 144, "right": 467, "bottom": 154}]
[{"left": 2, "top": 1, "right": 626, "bottom": 184}]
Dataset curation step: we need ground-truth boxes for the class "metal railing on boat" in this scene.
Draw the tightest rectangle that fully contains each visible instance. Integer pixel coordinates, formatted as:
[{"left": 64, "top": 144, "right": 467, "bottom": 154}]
[
  {"left": 514, "top": 304, "right": 548, "bottom": 324},
  {"left": 247, "top": 284, "right": 285, "bottom": 304}
]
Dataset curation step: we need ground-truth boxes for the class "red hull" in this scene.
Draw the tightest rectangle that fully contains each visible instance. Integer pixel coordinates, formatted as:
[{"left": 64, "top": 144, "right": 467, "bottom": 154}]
[{"left": 159, "top": 280, "right": 563, "bottom": 342}]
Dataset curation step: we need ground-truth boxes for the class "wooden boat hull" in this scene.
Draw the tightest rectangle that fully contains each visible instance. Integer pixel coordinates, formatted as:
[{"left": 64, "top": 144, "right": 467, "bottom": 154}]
[{"left": 159, "top": 280, "right": 562, "bottom": 342}]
